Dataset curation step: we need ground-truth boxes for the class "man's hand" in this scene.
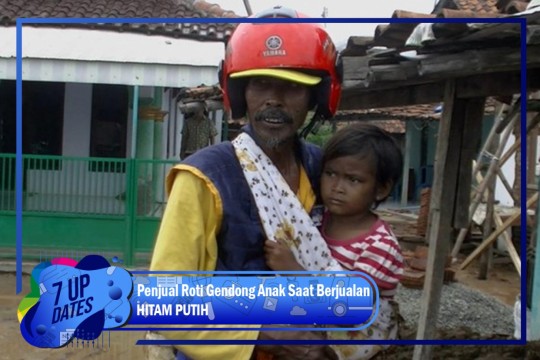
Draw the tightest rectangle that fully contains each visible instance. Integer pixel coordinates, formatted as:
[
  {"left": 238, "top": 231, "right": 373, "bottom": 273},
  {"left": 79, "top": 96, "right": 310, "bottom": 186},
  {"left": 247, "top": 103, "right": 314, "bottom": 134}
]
[{"left": 264, "top": 239, "right": 304, "bottom": 271}]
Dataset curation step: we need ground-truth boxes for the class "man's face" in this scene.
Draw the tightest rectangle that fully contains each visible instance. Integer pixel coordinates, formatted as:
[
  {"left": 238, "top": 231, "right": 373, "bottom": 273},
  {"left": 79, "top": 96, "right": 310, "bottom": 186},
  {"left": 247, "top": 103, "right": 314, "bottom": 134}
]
[{"left": 245, "top": 76, "right": 311, "bottom": 149}]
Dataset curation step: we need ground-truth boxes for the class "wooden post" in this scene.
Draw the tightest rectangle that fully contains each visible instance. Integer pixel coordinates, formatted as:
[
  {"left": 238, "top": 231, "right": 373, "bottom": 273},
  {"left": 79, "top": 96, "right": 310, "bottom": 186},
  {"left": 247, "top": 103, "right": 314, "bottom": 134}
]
[
  {"left": 454, "top": 98, "right": 485, "bottom": 229},
  {"left": 401, "top": 124, "right": 412, "bottom": 207},
  {"left": 413, "top": 81, "right": 466, "bottom": 359},
  {"left": 478, "top": 181, "right": 495, "bottom": 279}
]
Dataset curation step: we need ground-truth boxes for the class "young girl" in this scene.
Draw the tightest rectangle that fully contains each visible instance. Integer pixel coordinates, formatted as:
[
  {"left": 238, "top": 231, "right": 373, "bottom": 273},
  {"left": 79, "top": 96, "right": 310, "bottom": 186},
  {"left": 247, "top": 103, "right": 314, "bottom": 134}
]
[{"left": 265, "top": 123, "right": 405, "bottom": 360}]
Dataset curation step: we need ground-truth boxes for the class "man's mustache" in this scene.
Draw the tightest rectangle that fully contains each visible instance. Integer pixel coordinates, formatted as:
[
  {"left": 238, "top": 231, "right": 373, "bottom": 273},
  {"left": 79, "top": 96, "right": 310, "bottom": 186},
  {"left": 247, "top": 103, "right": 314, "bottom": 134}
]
[{"left": 254, "top": 108, "right": 293, "bottom": 124}]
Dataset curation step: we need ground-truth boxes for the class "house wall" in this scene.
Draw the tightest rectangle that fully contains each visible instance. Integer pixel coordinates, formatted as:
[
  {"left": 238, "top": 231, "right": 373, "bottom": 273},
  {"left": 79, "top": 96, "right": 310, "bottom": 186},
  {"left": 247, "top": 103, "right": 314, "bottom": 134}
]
[
  {"left": 26, "top": 82, "right": 127, "bottom": 202},
  {"left": 405, "top": 120, "right": 438, "bottom": 201},
  {"left": 407, "top": 121, "right": 422, "bottom": 175},
  {"left": 426, "top": 124, "right": 438, "bottom": 167}
]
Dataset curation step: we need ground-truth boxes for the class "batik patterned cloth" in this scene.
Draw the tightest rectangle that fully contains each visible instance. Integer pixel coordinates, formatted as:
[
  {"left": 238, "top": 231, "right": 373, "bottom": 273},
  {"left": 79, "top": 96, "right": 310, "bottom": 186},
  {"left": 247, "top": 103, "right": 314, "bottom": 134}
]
[{"left": 232, "top": 132, "right": 342, "bottom": 272}]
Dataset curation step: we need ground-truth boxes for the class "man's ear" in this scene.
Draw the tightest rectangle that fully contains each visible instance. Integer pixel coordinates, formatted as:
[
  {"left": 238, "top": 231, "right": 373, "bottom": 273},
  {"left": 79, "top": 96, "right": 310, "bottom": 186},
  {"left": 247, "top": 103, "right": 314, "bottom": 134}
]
[{"left": 376, "top": 181, "right": 394, "bottom": 201}]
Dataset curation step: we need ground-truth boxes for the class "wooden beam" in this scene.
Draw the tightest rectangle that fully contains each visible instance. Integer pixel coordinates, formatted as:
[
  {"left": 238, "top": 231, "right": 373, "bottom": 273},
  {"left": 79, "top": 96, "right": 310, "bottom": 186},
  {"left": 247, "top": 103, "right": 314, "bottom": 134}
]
[
  {"left": 340, "top": 69, "right": 540, "bottom": 110},
  {"left": 413, "top": 80, "right": 465, "bottom": 359},
  {"left": 454, "top": 71, "right": 540, "bottom": 99},
  {"left": 340, "top": 36, "right": 373, "bottom": 56},
  {"left": 342, "top": 46, "right": 540, "bottom": 86},
  {"left": 417, "top": 46, "right": 539, "bottom": 78},
  {"left": 339, "top": 82, "right": 445, "bottom": 110},
  {"left": 343, "top": 46, "right": 540, "bottom": 87}
]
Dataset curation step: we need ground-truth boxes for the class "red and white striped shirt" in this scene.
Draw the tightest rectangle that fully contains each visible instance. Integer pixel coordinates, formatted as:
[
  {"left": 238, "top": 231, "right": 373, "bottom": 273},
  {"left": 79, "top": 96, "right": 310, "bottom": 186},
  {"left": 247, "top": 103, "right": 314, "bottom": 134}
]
[{"left": 321, "top": 214, "right": 404, "bottom": 298}]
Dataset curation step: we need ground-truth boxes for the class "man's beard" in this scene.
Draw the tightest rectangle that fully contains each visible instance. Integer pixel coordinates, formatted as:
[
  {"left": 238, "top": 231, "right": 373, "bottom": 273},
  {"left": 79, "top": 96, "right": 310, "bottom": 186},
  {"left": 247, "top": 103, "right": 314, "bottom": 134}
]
[{"left": 253, "top": 108, "right": 294, "bottom": 149}]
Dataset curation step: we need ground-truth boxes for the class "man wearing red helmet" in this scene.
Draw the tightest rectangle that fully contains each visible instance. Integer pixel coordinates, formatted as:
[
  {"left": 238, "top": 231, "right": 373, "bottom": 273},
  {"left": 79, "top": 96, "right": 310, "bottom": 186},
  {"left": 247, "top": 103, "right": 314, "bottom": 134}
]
[{"left": 148, "top": 6, "right": 341, "bottom": 360}]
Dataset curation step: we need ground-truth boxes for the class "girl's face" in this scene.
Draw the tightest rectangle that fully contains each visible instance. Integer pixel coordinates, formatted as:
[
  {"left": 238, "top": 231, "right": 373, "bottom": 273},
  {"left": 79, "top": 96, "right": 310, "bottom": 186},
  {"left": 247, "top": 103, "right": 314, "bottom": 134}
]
[{"left": 321, "top": 154, "right": 391, "bottom": 218}]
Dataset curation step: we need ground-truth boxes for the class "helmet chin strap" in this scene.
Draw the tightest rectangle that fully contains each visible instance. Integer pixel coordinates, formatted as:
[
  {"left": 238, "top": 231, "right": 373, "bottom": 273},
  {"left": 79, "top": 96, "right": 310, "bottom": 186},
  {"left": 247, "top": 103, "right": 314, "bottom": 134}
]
[{"left": 299, "top": 111, "right": 325, "bottom": 139}]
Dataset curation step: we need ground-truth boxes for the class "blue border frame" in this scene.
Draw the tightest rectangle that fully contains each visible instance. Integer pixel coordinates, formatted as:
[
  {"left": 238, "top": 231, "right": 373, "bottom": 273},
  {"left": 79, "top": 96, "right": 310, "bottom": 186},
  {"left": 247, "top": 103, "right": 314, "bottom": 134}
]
[{"left": 15, "top": 16, "right": 527, "bottom": 346}]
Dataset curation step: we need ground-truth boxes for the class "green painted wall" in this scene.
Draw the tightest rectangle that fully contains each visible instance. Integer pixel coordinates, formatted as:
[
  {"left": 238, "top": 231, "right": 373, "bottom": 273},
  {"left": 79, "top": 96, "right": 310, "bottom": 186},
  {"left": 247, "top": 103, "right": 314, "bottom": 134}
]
[
  {"left": 134, "top": 218, "right": 160, "bottom": 253},
  {"left": 1, "top": 214, "right": 124, "bottom": 250},
  {"left": 0, "top": 213, "right": 159, "bottom": 265}
]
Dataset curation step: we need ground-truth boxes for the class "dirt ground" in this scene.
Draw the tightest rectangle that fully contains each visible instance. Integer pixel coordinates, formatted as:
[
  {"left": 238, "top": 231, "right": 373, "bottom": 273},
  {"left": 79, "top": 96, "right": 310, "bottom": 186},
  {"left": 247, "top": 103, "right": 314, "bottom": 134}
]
[
  {"left": 379, "top": 328, "right": 539, "bottom": 360},
  {"left": 0, "top": 259, "right": 531, "bottom": 360},
  {"left": 0, "top": 270, "right": 145, "bottom": 360}
]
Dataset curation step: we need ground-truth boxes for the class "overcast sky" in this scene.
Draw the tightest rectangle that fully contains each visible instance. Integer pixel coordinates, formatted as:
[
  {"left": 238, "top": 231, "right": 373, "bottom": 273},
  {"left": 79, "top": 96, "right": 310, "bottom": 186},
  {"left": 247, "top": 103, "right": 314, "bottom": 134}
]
[{"left": 214, "top": 0, "right": 437, "bottom": 46}]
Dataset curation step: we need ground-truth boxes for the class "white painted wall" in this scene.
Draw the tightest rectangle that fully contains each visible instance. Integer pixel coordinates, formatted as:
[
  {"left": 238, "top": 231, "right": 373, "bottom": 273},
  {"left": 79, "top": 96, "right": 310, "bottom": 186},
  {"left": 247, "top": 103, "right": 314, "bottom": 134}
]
[
  {"left": 62, "top": 82, "right": 92, "bottom": 157},
  {"left": 495, "top": 134, "right": 517, "bottom": 207}
]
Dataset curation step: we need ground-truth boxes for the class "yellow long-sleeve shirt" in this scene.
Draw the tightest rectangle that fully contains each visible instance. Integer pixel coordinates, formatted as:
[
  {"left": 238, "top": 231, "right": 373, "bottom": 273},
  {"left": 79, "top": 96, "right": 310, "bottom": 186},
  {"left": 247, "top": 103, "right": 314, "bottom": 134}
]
[{"left": 149, "top": 163, "right": 316, "bottom": 360}]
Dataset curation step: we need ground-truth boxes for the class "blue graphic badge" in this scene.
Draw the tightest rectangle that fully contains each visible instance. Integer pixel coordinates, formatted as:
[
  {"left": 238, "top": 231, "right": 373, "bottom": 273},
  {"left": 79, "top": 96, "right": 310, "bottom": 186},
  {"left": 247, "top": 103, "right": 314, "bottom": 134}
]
[
  {"left": 18, "top": 255, "right": 133, "bottom": 348},
  {"left": 129, "top": 273, "right": 377, "bottom": 327}
]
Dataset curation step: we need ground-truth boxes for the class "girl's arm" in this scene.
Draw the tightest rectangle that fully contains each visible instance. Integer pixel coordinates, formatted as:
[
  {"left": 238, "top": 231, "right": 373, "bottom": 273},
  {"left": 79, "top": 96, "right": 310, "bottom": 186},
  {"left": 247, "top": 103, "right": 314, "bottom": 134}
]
[{"left": 264, "top": 239, "right": 305, "bottom": 271}]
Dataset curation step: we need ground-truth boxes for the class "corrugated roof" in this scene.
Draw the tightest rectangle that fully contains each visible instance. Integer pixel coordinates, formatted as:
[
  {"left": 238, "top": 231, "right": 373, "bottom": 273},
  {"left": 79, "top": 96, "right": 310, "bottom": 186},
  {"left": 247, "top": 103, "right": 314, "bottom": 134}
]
[
  {"left": 0, "top": 27, "right": 224, "bottom": 65},
  {"left": 434, "top": 0, "right": 516, "bottom": 15},
  {"left": 0, "top": 0, "right": 241, "bottom": 42},
  {"left": 454, "top": 0, "right": 500, "bottom": 14},
  {"left": 336, "top": 104, "right": 441, "bottom": 122},
  {"left": 338, "top": 120, "right": 407, "bottom": 134},
  {"left": 334, "top": 98, "right": 499, "bottom": 125}
]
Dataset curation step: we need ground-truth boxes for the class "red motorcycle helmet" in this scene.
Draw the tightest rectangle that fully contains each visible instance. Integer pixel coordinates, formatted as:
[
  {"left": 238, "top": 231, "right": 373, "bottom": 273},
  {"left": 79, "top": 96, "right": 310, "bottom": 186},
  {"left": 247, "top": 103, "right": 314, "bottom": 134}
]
[{"left": 219, "top": 6, "right": 342, "bottom": 120}]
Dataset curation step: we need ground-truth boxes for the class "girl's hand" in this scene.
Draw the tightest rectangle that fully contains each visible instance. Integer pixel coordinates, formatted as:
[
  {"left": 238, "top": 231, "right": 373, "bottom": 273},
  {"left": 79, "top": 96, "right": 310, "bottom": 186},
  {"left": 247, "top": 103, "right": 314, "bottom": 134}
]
[{"left": 264, "top": 239, "right": 304, "bottom": 271}]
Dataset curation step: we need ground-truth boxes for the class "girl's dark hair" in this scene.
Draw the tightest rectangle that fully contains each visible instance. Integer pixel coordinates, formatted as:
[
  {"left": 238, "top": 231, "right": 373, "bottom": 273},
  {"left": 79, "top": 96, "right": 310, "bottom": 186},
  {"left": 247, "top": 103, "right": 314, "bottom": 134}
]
[{"left": 322, "top": 123, "right": 404, "bottom": 206}]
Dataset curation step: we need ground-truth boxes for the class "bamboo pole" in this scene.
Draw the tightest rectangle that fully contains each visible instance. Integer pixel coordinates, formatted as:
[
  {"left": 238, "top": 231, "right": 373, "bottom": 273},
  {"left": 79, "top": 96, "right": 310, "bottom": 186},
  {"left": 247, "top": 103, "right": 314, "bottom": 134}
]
[
  {"left": 451, "top": 113, "right": 517, "bottom": 258},
  {"left": 452, "top": 105, "right": 540, "bottom": 258},
  {"left": 499, "top": 113, "right": 540, "bottom": 165},
  {"left": 471, "top": 102, "right": 509, "bottom": 175},
  {"left": 459, "top": 192, "right": 538, "bottom": 271},
  {"left": 476, "top": 170, "right": 522, "bottom": 275},
  {"left": 242, "top": 0, "right": 253, "bottom": 15}
]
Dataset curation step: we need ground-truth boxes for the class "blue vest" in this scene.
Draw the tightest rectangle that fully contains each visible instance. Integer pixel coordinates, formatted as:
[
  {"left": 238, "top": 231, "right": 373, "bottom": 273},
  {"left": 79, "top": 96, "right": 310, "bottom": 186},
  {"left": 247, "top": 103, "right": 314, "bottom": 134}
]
[{"left": 183, "top": 129, "right": 322, "bottom": 271}]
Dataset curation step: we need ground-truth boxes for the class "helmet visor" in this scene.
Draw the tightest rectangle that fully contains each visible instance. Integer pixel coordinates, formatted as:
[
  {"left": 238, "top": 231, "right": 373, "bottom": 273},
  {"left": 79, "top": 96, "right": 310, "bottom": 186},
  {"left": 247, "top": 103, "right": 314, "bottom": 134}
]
[{"left": 229, "top": 68, "right": 322, "bottom": 86}]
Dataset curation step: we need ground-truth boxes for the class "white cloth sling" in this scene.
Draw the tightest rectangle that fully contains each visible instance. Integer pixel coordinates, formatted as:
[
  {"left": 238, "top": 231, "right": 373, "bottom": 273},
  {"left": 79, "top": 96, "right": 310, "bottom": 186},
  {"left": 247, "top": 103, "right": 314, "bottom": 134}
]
[
  {"left": 232, "top": 133, "right": 400, "bottom": 360},
  {"left": 231, "top": 132, "right": 342, "bottom": 272}
]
